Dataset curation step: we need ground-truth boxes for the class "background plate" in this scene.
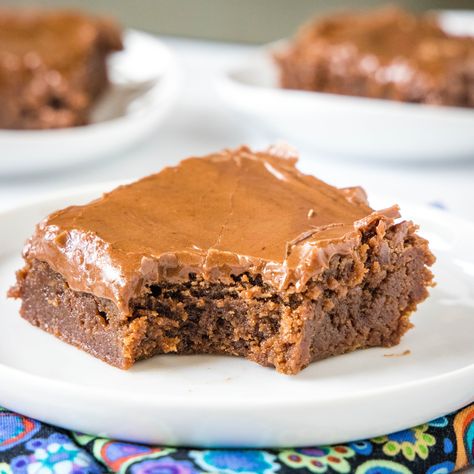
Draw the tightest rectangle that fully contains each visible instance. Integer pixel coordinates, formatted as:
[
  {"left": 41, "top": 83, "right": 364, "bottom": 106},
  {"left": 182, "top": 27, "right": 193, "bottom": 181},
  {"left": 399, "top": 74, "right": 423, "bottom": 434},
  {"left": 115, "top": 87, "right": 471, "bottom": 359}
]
[
  {"left": 0, "top": 185, "right": 473, "bottom": 447},
  {"left": 217, "top": 10, "right": 474, "bottom": 162},
  {"left": 0, "top": 30, "right": 178, "bottom": 175}
]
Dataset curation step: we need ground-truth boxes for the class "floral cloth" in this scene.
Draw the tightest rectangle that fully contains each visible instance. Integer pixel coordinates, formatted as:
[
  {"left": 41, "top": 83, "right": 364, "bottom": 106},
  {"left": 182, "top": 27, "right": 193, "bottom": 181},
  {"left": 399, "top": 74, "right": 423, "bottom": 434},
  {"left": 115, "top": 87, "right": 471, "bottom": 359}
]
[{"left": 0, "top": 403, "right": 473, "bottom": 474}]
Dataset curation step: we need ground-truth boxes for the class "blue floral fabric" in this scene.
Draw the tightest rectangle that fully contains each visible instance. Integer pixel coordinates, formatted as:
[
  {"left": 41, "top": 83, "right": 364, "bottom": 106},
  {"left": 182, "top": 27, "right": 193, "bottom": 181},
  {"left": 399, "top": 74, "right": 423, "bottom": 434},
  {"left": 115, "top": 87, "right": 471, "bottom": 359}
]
[{"left": 0, "top": 403, "right": 473, "bottom": 474}]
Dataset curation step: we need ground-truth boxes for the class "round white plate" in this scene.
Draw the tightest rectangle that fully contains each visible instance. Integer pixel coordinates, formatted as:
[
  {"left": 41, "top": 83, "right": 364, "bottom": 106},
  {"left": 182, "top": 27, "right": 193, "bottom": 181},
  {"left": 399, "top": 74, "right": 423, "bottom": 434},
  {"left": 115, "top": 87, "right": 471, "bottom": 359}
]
[
  {"left": 217, "top": 11, "right": 474, "bottom": 162},
  {"left": 0, "top": 30, "right": 178, "bottom": 175},
  {"left": 0, "top": 185, "right": 473, "bottom": 448}
]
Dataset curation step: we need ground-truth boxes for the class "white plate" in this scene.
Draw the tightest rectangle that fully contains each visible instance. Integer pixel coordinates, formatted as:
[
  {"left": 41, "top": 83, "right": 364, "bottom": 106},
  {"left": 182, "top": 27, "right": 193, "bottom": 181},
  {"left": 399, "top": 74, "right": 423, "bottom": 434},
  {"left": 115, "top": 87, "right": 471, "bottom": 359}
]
[
  {"left": 217, "top": 11, "right": 474, "bottom": 162},
  {"left": 0, "top": 30, "right": 178, "bottom": 175},
  {"left": 0, "top": 184, "right": 473, "bottom": 448}
]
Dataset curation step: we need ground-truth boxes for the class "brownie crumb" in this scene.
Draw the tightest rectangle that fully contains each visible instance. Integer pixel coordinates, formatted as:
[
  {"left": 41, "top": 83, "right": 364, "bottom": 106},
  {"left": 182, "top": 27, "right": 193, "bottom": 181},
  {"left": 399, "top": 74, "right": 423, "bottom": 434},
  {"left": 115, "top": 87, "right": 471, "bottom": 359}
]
[{"left": 384, "top": 350, "right": 412, "bottom": 357}]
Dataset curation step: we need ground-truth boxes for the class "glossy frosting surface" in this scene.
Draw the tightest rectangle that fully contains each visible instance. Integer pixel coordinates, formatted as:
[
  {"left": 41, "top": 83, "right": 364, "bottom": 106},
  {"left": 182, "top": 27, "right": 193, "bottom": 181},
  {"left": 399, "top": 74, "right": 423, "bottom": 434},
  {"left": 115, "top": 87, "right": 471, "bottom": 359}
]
[{"left": 25, "top": 146, "right": 399, "bottom": 311}]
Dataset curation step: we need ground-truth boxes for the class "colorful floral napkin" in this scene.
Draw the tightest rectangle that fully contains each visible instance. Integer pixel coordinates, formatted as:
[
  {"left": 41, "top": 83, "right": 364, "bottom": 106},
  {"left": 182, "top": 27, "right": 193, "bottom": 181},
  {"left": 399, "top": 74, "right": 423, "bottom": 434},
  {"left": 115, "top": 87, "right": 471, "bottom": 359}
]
[{"left": 0, "top": 402, "right": 473, "bottom": 474}]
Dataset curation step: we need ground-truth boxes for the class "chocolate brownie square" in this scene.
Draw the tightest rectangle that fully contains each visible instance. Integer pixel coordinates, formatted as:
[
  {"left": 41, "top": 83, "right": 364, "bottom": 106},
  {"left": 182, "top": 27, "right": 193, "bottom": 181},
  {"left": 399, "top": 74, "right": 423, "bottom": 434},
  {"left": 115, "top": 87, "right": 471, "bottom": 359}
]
[
  {"left": 274, "top": 7, "right": 474, "bottom": 107},
  {"left": 9, "top": 146, "right": 434, "bottom": 374},
  {"left": 0, "top": 9, "right": 122, "bottom": 129}
]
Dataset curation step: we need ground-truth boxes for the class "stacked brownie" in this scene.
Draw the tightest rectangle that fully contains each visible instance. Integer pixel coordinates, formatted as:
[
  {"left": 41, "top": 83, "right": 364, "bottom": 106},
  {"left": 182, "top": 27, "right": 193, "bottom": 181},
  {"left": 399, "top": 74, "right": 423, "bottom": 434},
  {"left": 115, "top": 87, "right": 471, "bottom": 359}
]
[
  {"left": 0, "top": 9, "right": 122, "bottom": 129},
  {"left": 274, "top": 7, "right": 474, "bottom": 106},
  {"left": 9, "top": 146, "right": 435, "bottom": 374}
]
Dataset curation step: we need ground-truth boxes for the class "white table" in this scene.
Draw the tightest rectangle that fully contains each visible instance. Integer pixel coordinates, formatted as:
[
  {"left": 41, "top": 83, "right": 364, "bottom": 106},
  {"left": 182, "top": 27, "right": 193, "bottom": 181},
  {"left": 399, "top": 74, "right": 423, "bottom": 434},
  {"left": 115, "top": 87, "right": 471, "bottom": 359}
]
[{"left": 1, "top": 36, "right": 474, "bottom": 221}]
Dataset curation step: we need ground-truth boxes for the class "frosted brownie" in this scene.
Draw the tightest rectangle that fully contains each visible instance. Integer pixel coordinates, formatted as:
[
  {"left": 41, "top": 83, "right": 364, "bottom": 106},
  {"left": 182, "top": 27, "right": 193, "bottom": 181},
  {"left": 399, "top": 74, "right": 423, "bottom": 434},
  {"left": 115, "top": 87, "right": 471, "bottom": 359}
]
[
  {"left": 0, "top": 9, "right": 122, "bottom": 129},
  {"left": 9, "top": 146, "right": 435, "bottom": 374},
  {"left": 274, "top": 7, "right": 474, "bottom": 107}
]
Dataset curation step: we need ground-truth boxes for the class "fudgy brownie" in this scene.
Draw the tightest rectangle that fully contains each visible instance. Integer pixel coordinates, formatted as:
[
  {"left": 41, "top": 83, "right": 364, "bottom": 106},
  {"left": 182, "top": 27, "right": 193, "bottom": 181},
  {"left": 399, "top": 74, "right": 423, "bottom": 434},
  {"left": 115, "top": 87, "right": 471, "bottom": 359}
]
[
  {"left": 9, "top": 146, "right": 435, "bottom": 374},
  {"left": 0, "top": 9, "right": 122, "bottom": 129},
  {"left": 274, "top": 7, "right": 474, "bottom": 107}
]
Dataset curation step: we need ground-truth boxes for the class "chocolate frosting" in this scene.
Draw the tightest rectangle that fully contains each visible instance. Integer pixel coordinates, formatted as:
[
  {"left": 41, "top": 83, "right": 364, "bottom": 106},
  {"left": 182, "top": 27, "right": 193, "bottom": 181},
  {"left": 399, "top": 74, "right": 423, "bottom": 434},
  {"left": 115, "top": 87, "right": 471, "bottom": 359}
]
[{"left": 25, "top": 146, "right": 400, "bottom": 313}]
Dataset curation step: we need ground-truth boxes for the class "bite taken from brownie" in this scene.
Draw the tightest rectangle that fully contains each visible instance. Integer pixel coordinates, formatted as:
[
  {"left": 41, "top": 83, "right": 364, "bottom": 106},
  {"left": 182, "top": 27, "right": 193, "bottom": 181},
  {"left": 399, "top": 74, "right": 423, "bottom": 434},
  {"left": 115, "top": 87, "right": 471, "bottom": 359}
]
[
  {"left": 9, "top": 146, "right": 435, "bottom": 374},
  {"left": 0, "top": 9, "right": 122, "bottom": 129}
]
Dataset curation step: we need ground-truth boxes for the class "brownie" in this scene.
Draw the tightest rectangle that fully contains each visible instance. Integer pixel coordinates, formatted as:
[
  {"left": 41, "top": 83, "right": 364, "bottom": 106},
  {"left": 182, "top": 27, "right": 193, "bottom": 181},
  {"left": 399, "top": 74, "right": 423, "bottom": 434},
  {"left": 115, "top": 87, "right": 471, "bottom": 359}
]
[
  {"left": 0, "top": 9, "right": 123, "bottom": 129},
  {"left": 274, "top": 7, "right": 474, "bottom": 107},
  {"left": 8, "top": 146, "right": 435, "bottom": 374}
]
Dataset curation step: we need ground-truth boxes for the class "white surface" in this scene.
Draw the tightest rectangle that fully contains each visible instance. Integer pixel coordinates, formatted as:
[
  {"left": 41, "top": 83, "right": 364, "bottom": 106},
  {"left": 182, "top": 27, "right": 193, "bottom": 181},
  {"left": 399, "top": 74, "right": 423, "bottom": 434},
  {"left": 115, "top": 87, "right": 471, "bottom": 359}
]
[
  {"left": 218, "top": 11, "right": 474, "bottom": 162},
  {"left": 0, "top": 30, "right": 178, "bottom": 175},
  {"left": 0, "top": 187, "right": 473, "bottom": 447}
]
